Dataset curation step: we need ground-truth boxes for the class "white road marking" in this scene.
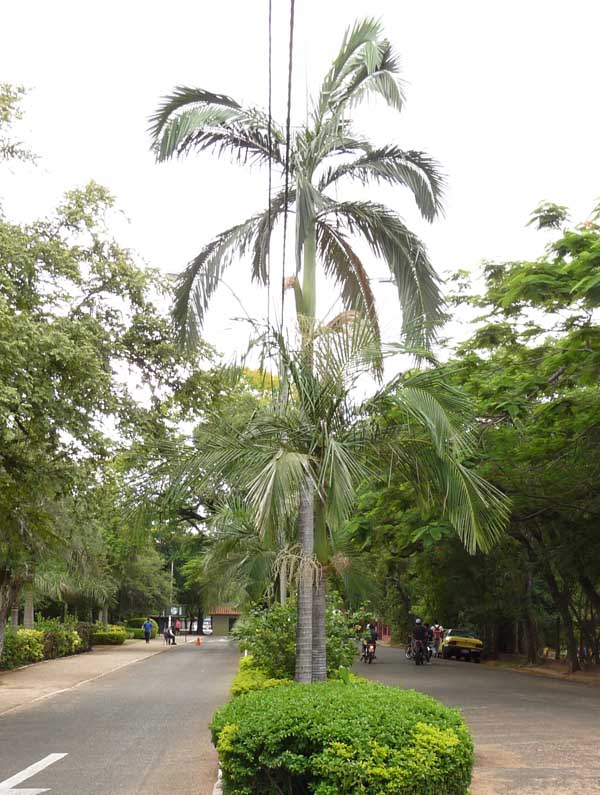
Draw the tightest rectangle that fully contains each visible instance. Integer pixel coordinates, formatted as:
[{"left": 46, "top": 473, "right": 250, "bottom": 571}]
[{"left": 0, "top": 753, "right": 67, "bottom": 793}]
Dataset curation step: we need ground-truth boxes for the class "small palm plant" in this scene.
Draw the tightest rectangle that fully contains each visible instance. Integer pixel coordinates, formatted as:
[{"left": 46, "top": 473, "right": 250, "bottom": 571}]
[
  {"left": 166, "top": 323, "right": 507, "bottom": 681},
  {"left": 150, "top": 18, "right": 445, "bottom": 349}
]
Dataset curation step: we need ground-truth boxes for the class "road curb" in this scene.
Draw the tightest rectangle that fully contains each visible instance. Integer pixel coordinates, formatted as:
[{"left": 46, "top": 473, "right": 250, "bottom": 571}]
[
  {"left": 212, "top": 767, "right": 223, "bottom": 795},
  {"left": 0, "top": 645, "right": 171, "bottom": 717}
]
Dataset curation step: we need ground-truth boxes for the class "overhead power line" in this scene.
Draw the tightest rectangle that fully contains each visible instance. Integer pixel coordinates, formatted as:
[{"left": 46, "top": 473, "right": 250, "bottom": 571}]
[{"left": 280, "top": 0, "right": 296, "bottom": 325}]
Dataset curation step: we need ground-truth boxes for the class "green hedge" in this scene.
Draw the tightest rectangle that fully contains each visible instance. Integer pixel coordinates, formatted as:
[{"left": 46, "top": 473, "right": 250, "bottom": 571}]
[
  {"left": 231, "top": 655, "right": 291, "bottom": 697},
  {"left": 1, "top": 629, "right": 45, "bottom": 669},
  {"left": 1, "top": 621, "right": 93, "bottom": 670},
  {"left": 211, "top": 681, "right": 473, "bottom": 795},
  {"left": 91, "top": 624, "right": 128, "bottom": 645},
  {"left": 124, "top": 617, "right": 158, "bottom": 638}
]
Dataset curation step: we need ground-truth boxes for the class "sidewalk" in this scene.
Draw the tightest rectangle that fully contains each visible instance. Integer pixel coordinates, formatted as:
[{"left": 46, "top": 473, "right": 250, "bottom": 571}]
[
  {"left": 485, "top": 658, "right": 600, "bottom": 686},
  {"left": 0, "top": 636, "right": 172, "bottom": 716}
]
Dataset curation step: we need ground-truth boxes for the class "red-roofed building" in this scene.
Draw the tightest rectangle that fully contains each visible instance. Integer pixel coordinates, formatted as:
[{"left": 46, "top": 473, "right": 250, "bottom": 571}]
[{"left": 209, "top": 606, "right": 241, "bottom": 635}]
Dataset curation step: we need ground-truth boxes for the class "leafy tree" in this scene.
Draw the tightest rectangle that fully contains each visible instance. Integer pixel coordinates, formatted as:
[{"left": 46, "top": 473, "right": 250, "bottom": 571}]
[
  {"left": 441, "top": 203, "right": 600, "bottom": 670},
  {"left": 0, "top": 182, "right": 207, "bottom": 656},
  {"left": 0, "top": 83, "right": 34, "bottom": 164}
]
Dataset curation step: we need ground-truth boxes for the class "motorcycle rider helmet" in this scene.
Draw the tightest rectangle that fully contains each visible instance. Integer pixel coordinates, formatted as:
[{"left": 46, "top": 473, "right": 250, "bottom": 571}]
[{"left": 415, "top": 618, "right": 422, "bottom": 624}]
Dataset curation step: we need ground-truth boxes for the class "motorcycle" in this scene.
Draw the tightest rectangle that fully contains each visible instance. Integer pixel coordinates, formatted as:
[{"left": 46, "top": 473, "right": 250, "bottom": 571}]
[{"left": 362, "top": 641, "right": 376, "bottom": 664}]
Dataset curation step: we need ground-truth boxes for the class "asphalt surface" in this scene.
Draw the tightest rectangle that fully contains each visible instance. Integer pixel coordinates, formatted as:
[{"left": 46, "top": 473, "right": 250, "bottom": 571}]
[
  {"left": 354, "top": 645, "right": 600, "bottom": 795},
  {"left": 0, "top": 638, "right": 239, "bottom": 795}
]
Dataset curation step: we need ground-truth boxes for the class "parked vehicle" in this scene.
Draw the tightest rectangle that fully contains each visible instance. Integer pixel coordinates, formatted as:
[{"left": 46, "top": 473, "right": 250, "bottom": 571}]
[
  {"left": 441, "top": 628, "right": 483, "bottom": 662},
  {"left": 202, "top": 618, "right": 213, "bottom": 635}
]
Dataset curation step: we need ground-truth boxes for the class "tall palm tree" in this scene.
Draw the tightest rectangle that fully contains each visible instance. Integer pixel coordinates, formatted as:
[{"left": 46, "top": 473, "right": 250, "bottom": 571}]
[
  {"left": 150, "top": 17, "right": 445, "bottom": 351},
  {"left": 151, "top": 18, "right": 449, "bottom": 681},
  {"left": 165, "top": 323, "right": 507, "bottom": 682}
]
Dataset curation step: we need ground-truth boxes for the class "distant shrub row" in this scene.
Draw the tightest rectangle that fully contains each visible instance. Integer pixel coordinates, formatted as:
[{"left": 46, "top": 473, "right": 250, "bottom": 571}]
[{"left": 1, "top": 619, "right": 92, "bottom": 670}]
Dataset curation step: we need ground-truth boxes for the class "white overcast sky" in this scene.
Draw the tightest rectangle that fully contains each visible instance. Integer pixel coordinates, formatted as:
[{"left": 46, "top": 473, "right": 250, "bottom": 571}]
[{"left": 2, "top": 0, "right": 599, "bottom": 359}]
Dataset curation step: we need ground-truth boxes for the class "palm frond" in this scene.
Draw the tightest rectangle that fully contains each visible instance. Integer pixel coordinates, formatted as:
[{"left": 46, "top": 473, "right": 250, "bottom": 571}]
[
  {"left": 149, "top": 86, "right": 241, "bottom": 141},
  {"left": 319, "top": 146, "right": 445, "bottom": 222},
  {"left": 319, "top": 201, "right": 445, "bottom": 348},
  {"left": 150, "top": 86, "right": 285, "bottom": 166},
  {"left": 315, "top": 220, "right": 381, "bottom": 345},
  {"left": 173, "top": 191, "right": 290, "bottom": 345},
  {"left": 338, "top": 39, "right": 405, "bottom": 112},
  {"left": 317, "top": 18, "right": 384, "bottom": 116}
]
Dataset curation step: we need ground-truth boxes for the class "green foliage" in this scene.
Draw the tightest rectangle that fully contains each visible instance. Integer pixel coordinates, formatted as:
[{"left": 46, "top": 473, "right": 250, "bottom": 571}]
[
  {"left": 124, "top": 617, "right": 158, "bottom": 638},
  {"left": 232, "top": 600, "right": 357, "bottom": 680},
  {"left": 35, "top": 617, "right": 82, "bottom": 658},
  {"left": 0, "top": 83, "right": 35, "bottom": 163},
  {"left": 211, "top": 681, "right": 473, "bottom": 795},
  {"left": 0, "top": 629, "right": 45, "bottom": 669},
  {"left": 91, "top": 624, "right": 128, "bottom": 645},
  {"left": 230, "top": 655, "right": 291, "bottom": 697}
]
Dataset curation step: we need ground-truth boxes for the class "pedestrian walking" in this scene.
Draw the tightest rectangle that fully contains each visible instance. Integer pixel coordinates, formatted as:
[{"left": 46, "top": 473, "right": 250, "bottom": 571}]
[{"left": 142, "top": 618, "right": 153, "bottom": 644}]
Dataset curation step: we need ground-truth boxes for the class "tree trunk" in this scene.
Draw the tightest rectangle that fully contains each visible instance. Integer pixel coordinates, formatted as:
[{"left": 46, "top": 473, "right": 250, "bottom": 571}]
[
  {"left": 543, "top": 568, "right": 580, "bottom": 672},
  {"left": 524, "top": 571, "right": 538, "bottom": 664},
  {"left": 198, "top": 604, "right": 204, "bottom": 635},
  {"left": 311, "top": 570, "right": 327, "bottom": 682},
  {"left": 295, "top": 480, "right": 314, "bottom": 683},
  {"left": 11, "top": 598, "right": 20, "bottom": 629},
  {"left": 23, "top": 579, "right": 34, "bottom": 629},
  {"left": 280, "top": 561, "right": 287, "bottom": 605},
  {"left": 555, "top": 615, "right": 561, "bottom": 661},
  {"left": 0, "top": 575, "right": 23, "bottom": 661}
]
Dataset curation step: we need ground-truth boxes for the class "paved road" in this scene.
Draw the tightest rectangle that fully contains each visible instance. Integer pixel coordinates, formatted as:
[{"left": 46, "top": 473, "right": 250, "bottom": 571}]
[
  {"left": 354, "top": 646, "right": 600, "bottom": 795},
  {"left": 0, "top": 638, "right": 239, "bottom": 795}
]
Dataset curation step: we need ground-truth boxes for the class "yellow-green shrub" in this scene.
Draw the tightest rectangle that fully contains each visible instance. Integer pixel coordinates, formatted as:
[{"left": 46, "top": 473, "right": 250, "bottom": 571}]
[
  {"left": 230, "top": 654, "right": 291, "bottom": 697},
  {"left": 1, "top": 629, "right": 45, "bottom": 669},
  {"left": 211, "top": 680, "right": 473, "bottom": 795}
]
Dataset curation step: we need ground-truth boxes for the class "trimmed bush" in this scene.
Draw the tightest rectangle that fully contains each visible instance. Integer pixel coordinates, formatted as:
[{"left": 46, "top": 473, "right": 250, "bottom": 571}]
[
  {"left": 124, "top": 617, "right": 158, "bottom": 638},
  {"left": 1, "top": 629, "right": 45, "bottom": 669},
  {"left": 231, "top": 655, "right": 291, "bottom": 697},
  {"left": 91, "top": 624, "right": 128, "bottom": 645},
  {"left": 211, "top": 680, "right": 473, "bottom": 795}
]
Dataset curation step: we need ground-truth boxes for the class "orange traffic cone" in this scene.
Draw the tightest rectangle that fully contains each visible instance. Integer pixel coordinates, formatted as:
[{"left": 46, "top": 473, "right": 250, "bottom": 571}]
[{"left": 196, "top": 636, "right": 201, "bottom": 647}]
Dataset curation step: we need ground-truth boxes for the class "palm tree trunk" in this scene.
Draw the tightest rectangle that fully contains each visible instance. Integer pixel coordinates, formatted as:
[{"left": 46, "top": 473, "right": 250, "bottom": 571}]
[
  {"left": 294, "top": 225, "right": 318, "bottom": 683},
  {"left": 295, "top": 478, "right": 314, "bottom": 683},
  {"left": 311, "top": 570, "right": 327, "bottom": 682},
  {"left": 302, "top": 225, "right": 317, "bottom": 320},
  {"left": 280, "top": 560, "right": 287, "bottom": 605}
]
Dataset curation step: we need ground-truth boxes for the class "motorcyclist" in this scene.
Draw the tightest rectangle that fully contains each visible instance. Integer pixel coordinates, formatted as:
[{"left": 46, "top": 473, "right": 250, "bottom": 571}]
[
  {"left": 362, "top": 622, "right": 378, "bottom": 659},
  {"left": 412, "top": 618, "right": 426, "bottom": 655},
  {"left": 423, "top": 623, "right": 434, "bottom": 662}
]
